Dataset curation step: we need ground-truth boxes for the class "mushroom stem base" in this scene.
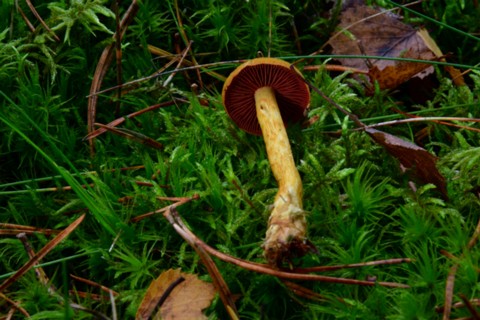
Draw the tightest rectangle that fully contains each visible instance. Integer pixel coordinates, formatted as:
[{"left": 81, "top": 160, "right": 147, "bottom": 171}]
[
  {"left": 263, "top": 189, "right": 310, "bottom": 266},
  {"left": 255, "top": 86, "right": 310, "bottom": 266}
]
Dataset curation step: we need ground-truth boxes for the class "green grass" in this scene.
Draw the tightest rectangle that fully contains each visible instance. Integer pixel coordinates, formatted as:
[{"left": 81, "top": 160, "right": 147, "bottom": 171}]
[{"left": 1, "top": 0, "right": 479, "bottom": 319}]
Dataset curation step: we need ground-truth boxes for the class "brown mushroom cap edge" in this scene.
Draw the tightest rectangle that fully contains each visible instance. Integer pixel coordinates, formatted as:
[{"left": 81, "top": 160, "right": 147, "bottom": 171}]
[{"left": 222, "top": 57, "right": 310, "bottom": 135}]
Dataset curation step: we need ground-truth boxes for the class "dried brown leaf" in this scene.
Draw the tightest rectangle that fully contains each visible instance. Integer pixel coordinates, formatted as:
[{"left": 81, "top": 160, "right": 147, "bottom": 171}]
[
  {"left": 368, "top": 46, "right": 432, "bottom": 90},
  {"left": 329, "top": 4, "right": 436, "bottom": 90},
  {"left": 136, "top": 269, "right": 216, "bottom": 320},
  {"left": 365, "top": 128, "right": 447, "bottom": 198}
]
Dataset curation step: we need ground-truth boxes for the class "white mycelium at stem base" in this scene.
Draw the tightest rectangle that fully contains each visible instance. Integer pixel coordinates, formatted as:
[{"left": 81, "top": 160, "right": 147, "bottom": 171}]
[{"left": 254, "top": 86, "right": 307, "bottom": 265}]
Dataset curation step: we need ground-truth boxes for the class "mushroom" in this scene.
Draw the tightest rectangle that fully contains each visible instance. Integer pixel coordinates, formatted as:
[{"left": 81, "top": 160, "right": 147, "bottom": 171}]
[{"left": 222, "top": 57, "right": 311, "bottom": 266}]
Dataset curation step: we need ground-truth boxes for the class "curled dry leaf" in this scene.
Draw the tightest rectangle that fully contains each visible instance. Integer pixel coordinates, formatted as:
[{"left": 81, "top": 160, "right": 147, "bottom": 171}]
[
  {"left": 328, "top": 4, "right": 437, "bottom": 90},
  {"left": 136, "top": 268, "right": 216, "bottom": 320},
  {"left": 365, "top": 128, "right": 447, "bottom": 199}
]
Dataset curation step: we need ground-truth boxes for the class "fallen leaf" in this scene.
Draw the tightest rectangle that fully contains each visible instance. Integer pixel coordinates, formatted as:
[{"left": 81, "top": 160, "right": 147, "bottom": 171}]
[
  {"left": 328, "top": 4, "right": 437, "bottom": 90},
  {"left": 367, "top": 47, "right": 432, "bottom": 90},
  {"left": 365, "top": 128, "right": 447, "bottom": 199},
  {"left": 136, "top": 268, "right": 216, "bottom": 320}
]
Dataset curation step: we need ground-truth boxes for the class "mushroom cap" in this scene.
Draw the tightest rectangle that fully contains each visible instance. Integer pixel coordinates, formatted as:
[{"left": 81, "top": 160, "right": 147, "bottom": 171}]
[{"left": 222, "top": 57, "right": 310, "bottom": 135}]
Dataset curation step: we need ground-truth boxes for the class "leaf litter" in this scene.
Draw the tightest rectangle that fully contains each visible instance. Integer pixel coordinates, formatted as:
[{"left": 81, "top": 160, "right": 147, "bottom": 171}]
[
  {"left": 306, "top": 79, "right": 449, "bottom": 200},
  {"left": 327, "top": 2, "right": 462, "bottom": 90},
  {"left": 365, "top": 128, "right": 447, "bottom": 199},
  {"left": 136, "top": 268, "right": 216, "bottom": 320}
]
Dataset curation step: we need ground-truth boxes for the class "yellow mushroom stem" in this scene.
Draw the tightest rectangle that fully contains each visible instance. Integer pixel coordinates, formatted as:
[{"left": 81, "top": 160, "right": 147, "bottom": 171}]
[{"left": 254, "top": 86, "right": 307, "bottom": 265}]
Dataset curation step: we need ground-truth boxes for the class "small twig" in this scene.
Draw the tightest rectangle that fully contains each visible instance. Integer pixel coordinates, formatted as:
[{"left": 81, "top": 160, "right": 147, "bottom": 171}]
[
  {"left": 1, "top": 229, "right": 59, "bottom": 236},
  {"left": 68, "top": 302, "right": 112, "bottom": 320},
  {"left": 0, "top": 291, "right": 30, "bottom": 317},
  {"left": 135, "top": 181, "right": 155, "bottom": 187},
  {"left": 173, "top": 0, "right": 204, "bottom": 89},
  {"left": 114, "top": 0, "right": 123, "bottom": 117},
  {"left": 443, "top": 264, "right": 458, "bottom": 320},
  {"left": 0, "top": 183, "right": 95, "bottom": 196},
  {"left": 14, "top": 228, "right": 111, "bottom": 320},
  {"left": 231, "top": 179, "right": 259, "bottom": 213},
  {"left": 130, "top": 195, "right": 199, "bottom": 223},
  {"left": 125, "top": 58, "right": 180, "bottom": 96},
  {"left": 442, "top": 215, "right": 480, "bottom": 319},
  {"left": 0, "top": 215, "right": 85, "bottom": 292},
  {"left": 16, "top": 233, "right": 52, "bottom": 289},
  {"left": 282, "top": 280, "right": 328, "bottom": 302},
  {"left": 459, "top": 294, "right": 480, "bottom": 320},
  {"left": 436, "top": 299, "right": 480, "bottom": 313},
  {"left": 84, "top": 99, "right": 186, "bottom": 141},
  {"left": 363, "top": 116, "right": 480, "bottom": 133},
  {"left": 25, "top": 0, "right": 60, "bottom": 42},
  {"left": 93, "top": 123, "right": 164, "bottom": 149},
  {"left": 467, "top": 216, "right": 480, "bottom": 250},
  {"left": 173, "top": 33, "right": 195, "bottom": 86},
  {"left": 15, "top": 0, "right": 35, "bottom": 32},
  {"left": 87, "top": 60, "right": 242, "bottom": 98},
  {"left": 290, "top": 19, "right": 302, "bottom": 55},
  {"left": 70, "top": 274, "right": 119, "bottom": 297},
  {"left": 163, "top": 40, "right": 193, "bottom": 87},
  {"left": 0, "top": 223, "right": 59, "bottom": 236},
  {"left": 69, "top": 291, "right": 110, "bottom": 301},
  {"left": 110, "top": 289, "right": 118, "bottom": 320},
  {"left": 148, "top": 45, "right": 225, "bottom": 81},
  {"left": 440, "top": 250, "right": 459, "bottom": 261},
  {"left": 131, "top": 207, "right": 169, "bottom": 223},
  {"left": 87, "top": 0, "right": 139, "bottom": 155},
  {"left": 289, "top": 258, "right": 412, "bottom": 273}
]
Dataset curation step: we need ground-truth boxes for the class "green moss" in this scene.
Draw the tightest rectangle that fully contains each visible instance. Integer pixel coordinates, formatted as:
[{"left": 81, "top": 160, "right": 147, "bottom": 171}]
[{"left": 0, "top": 0, "right": 479, "bottom": 318}]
